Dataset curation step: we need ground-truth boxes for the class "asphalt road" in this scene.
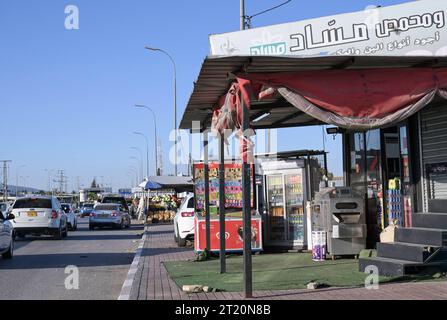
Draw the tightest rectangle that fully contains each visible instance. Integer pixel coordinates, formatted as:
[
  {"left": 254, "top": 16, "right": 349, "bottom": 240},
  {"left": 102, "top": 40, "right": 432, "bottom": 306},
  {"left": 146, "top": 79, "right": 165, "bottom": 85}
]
[{"left": 0, "top": 218, "right": 144, "bottom": 300}]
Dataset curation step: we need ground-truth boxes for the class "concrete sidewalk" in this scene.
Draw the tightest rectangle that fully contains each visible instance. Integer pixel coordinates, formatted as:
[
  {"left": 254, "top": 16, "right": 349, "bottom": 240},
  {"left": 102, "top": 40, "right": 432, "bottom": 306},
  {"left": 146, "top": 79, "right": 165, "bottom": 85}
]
[{"left": 125, "top": 224, "right": 447, "bottom": 300}]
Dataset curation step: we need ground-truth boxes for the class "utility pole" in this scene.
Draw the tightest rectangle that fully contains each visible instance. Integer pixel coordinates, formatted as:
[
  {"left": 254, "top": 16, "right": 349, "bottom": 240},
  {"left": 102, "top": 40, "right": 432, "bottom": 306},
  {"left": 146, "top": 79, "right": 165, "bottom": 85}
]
[
  {"left": 55, "top": 170, "right": 67, "bottom": 195},
  {"left": 240, "top": 0, "right": 292, "bottom": 152},
  {"left": 158, "top": 140, "right": 163, "bottom": 176},
  {"left": 240, "top": 0, "right": 253, "bottom": 299},
  {"left": 1, "top": 160, "right": 12, "bottom": 202},
  {"left": 240, "top": 0, "right": 246, "bottom": 30}
]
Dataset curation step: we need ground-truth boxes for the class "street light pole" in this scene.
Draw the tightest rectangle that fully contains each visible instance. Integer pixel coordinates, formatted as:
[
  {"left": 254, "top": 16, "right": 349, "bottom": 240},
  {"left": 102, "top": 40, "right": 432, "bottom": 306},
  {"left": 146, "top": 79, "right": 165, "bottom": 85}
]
[
  {"left": 133, "top": 131, "right": 150, "bottom": 179},
  {"left": 130, "top": 147, "right": 144, "bottom": 181},
  {"left": 17, "top": 165, "right": 26, "bottom": 196},
  {"left": 20, "top": 176, "right": 29, "bottom": 194},
  {"left": 144, "top": 46, "right": 177, "bottom": 176},
  {"left": 127, "top": 173, "right": 134, "bottom": 189},
  {"left": 128, "top": 167, "right": 139, "bottom": 186},
  {"left": 134, "top": 104, "right": 159, "bottom": 176},
  {"left": 44, "top": 168, "right": 54, "bottom": 194},
  {"left": 130, "top": 156, "right": 143, "bottom": 182}
]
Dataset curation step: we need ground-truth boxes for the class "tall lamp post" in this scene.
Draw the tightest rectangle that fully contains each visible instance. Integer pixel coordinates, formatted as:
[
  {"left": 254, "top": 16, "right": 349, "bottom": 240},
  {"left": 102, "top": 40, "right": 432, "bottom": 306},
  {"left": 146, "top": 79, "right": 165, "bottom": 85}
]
[
  {"left": 126, "top": 173, "right": 135, "bottom": 189},
  {"left": 129, "top": 166, "right": 139, "bottom": 185},
  {"left": 44, "top": 168, "right": 55, "bottom": 194},
  {"left": 144, "top": 46, "right": 177, "bottom": 176},
  {"left": 20, "top": 176, "right": 30, "bottom": 194},
  {"left": 16, "top": 165, "right": 26, "bottom": 196},
  {"left": 130, "top": 156, "right": 143, "bottom": 183},
  {"left": 133, "top": 131, "right": 150, "bottom": 179},
  {"left": 134, "top": 104, "right": 159, "bottom": 176}
]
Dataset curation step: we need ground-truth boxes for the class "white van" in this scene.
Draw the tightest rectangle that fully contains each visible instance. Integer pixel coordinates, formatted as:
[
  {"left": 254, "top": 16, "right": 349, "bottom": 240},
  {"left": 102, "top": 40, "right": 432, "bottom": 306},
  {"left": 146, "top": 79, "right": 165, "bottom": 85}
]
[{"left": 11, "top": 196, "right": 68, "bottom": 240}]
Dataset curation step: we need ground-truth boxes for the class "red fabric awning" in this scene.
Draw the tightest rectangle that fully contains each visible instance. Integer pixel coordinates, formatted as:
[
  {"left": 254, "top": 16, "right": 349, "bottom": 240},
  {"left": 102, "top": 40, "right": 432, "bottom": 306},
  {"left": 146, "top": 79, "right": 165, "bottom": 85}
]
[
  {"left": 212, "top": 67, "right": 447, "bottom": 132},
  {"left": 238, "top": 68, "right": 447, "bottom": 119}
]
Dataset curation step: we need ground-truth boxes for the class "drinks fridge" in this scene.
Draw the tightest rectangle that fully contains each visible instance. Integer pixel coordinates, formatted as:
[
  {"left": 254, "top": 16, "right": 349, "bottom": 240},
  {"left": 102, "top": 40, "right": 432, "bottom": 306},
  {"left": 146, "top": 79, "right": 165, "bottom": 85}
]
[{"left": 261, "top": 160, "right": 309, "bottom": 248}]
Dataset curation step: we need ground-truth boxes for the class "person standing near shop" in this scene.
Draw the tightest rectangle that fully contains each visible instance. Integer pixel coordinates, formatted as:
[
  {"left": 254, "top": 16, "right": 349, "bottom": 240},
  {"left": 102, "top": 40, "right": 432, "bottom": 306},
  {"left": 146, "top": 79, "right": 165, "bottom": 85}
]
[{"left": 137, "top": 195, "right": 146, "bottom": 221}]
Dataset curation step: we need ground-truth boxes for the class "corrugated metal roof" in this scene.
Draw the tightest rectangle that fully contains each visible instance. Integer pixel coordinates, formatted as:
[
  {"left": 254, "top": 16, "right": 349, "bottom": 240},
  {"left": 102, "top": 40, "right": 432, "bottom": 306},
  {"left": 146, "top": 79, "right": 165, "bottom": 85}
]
[{"left": 180, "top": 55, "right": 447, "bottom": 130}]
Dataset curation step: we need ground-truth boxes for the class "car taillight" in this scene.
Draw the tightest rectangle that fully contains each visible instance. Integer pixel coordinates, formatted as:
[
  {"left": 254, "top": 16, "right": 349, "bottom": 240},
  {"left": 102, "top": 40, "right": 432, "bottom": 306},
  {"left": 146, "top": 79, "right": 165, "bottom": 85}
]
[
  {"left": 90, "top": 211, "right": 96, "bottom": 217},
  {"left": 181, "top": 212, "right": 194, "bottom": 217},
  {"left": 51, "top": 210, "right": 58, "bottom": 219},
  {"left": 111, "top": 212, "right": 118, "bottom": 217}
]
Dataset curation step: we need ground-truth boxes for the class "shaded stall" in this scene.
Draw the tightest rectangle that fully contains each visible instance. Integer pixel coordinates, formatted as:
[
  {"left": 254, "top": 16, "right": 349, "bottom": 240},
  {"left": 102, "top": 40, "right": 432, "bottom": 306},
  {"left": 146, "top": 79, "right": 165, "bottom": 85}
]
[
  {"left": 140, "top": 176, "right": 193, "bottom": 223},
  {"left": 180, "top": 55, "right": 447, "bottom": 297}
]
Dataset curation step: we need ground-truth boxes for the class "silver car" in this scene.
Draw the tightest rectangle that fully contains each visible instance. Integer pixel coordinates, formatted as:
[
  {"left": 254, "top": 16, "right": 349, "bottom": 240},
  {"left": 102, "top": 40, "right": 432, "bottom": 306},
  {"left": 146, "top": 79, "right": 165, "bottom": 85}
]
[
  {"left": 61, "top": 203, "right": 78, "bottom": 231},
  {"left": 0, "top": 210, "right": 14, "bottom": 259},
  {"left": 89, "top": 203, "right": 131, "bottom": 230}
]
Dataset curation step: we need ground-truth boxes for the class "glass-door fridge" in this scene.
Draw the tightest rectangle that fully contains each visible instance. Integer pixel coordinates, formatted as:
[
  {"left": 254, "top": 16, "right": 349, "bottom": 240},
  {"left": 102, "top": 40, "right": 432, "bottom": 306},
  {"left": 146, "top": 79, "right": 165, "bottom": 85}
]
[{"left": 265, "top": 168, "right": 306, "bottom": 248}]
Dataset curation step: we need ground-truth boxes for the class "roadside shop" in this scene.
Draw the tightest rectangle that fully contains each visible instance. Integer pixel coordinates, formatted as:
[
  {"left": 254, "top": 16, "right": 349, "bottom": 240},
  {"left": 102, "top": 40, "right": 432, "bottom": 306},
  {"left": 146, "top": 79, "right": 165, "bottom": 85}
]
[{"left": 179, "top": 0, "right": 447, "bottom": 296}]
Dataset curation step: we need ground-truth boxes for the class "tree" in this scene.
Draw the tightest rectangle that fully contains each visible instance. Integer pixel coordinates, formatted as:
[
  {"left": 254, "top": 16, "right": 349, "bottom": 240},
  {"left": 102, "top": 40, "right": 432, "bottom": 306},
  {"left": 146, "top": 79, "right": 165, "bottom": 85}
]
[
  {"left": 91, "top": 178, "right": 97, "bottom": 188},
  {"left": 88, "top": 192, "right": 97, "bottom": 201}
]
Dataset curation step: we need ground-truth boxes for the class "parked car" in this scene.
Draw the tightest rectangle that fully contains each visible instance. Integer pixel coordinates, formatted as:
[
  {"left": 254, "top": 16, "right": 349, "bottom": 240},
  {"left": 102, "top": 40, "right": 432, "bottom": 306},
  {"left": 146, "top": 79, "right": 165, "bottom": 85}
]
[
  {"left": 89, "top": 203, "right": 131, "bottom": 230},
  {"left": 0, "top": 202, "right": 11, "bottom": 217},
  {"left": 80, "top": 203, "right": 95, "bottom": 217},
  {"left": 10, "top": 196, "right": 68, "bottom": 240},
  {"left": 100, "top": 195, "right": 129, "bottom": 212},
  {"left": 173, "top": 193, "right": 195, "bottom": 247},
  {"left": 0, "top": 210, "right": 14, "bottom": 259},
  {"left": 61, "top": 203, "right": 78, "bottom": 231}
]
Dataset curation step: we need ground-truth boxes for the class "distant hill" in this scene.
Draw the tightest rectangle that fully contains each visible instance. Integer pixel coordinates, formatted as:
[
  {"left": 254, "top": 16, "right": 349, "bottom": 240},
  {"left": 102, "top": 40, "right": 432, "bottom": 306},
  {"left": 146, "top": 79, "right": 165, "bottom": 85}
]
[{"left": 0, "top": 185, "right": 42, "bottom": 195}]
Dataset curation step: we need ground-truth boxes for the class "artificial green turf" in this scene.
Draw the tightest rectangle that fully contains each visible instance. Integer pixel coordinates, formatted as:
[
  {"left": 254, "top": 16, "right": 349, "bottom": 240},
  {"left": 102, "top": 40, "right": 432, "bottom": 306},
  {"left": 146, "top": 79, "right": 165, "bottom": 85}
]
[{"left": 164, "top": 253, "right": 441, "bottom": 292}]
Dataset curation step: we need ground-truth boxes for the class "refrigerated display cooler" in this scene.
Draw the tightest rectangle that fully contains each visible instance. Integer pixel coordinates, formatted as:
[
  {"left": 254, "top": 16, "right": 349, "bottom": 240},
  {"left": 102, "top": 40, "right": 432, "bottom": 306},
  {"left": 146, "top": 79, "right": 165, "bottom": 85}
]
[{"left": 257, "top": 158, "right": 320, "bottom": 249}]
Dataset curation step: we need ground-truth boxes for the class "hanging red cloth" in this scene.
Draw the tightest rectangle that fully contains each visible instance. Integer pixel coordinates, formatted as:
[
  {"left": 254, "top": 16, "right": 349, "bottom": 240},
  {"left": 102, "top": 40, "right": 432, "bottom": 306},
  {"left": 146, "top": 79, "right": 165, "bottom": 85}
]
[{"left": 236, "top": 68, "right": 447, "bottom": 130}]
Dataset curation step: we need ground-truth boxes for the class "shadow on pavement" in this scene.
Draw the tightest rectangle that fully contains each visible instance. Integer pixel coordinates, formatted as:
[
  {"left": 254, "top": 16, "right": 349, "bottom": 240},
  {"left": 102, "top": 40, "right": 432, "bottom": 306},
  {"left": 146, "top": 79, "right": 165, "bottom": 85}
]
[
  {"left": 13, "top": 231, "right": 143, "bottom": 242},
  {"left": 0, "top": 252, "right": 136, "bottom": 270},
  {"left": 62, "top": 233, "right": 143, "bottom": 241},
  {"left": 146, "top": 230, "right": 174, "bottom": 236}
]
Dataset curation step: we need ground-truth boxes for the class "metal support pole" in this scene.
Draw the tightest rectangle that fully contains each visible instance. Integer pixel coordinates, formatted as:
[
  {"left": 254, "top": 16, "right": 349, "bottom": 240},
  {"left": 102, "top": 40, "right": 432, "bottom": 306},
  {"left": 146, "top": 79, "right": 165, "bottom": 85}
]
[
  {"left": 204, "top": 130, "right": 211, "bottom": 256},
  {"left": 240, "top": 0, "right": 245, "bottom": 30},
  {"left": 307, "top": 154, "right": 313, "bottom": 200},
  {"left": 242, "top": 98, "right": 253, "bottom": 298},
  {"left": 146, "top": 144, "right": 149, "bottom": 179},
  {"left": 174, "top": 68, "right": 178, "bottom": 176},
  {"left": 219, "top": 134, "right": 226, "bottom": 273},
  {"left": 324, "top": 152, "right": 329, "bottom": 188}
]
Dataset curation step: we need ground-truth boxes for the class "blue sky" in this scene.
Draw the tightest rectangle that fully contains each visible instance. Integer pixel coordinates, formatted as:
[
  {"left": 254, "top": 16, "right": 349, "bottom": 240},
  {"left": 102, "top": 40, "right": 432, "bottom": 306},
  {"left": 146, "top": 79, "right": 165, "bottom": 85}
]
[{"left": 0, "top": 0, "right": 411, "bottom": 191}]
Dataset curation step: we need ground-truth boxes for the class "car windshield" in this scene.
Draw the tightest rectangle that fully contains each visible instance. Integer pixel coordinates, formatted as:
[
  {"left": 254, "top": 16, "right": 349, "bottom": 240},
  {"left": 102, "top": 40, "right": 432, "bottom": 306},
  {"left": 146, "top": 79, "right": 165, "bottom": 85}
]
[
  {"left": 95, "top": 204, "right": 119, "bottom": 211},
  {"left": 14, "top": 198, "right": 52, "bottom": 209},
  {"left": 102, "top": 197, "right": 127, "bottom": 208},
  {"left": 187, "top": 197, "right": 194, "bottom": 209},
  {"left": 83, "top": 204, "right": 94, "bottom": 208}
]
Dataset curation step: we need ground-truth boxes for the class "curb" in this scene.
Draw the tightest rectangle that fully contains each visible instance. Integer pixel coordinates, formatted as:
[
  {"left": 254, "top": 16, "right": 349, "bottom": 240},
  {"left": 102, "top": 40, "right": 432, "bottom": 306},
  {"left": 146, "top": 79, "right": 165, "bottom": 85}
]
[{"left": 118, "top": 225, "right": 148, "bottom": 300}]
